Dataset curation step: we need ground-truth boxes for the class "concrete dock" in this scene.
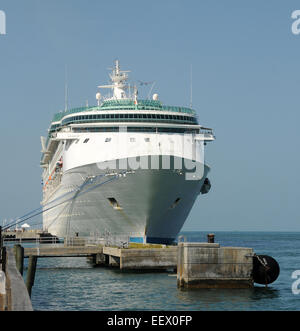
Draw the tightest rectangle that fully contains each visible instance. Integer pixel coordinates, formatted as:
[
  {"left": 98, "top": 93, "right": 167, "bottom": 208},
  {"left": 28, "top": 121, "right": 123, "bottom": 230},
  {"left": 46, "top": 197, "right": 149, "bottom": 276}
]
[
  {"left": 0, "top": 233, "right": 280, "bottom": 310},
  {"left": 1, "top": 247, "right": 33, "bottom": 311},
  {"left": 177, "top": 242, "right": 254, "bottom": 288},
  {"left": 24, "top": 246, "right": 103, "bottom": 258},
  {"left": 23, "top": 244, "right": 177, "bottom": 270},
  {"left": 101, "top": 246, "right": 177, "bottom": 270}
]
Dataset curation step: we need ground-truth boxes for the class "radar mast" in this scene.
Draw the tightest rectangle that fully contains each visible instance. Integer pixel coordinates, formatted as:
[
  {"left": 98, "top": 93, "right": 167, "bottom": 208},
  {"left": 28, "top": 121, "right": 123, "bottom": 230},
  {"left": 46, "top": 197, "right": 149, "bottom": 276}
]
[{"left": 98, "top": 60, "right": 131, "bottom": 100}]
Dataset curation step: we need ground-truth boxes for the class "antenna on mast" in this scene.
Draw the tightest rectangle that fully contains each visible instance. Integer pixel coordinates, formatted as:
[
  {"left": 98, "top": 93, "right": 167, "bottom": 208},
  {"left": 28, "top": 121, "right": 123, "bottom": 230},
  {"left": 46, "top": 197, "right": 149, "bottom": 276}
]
[
  {"left": 190, "top": 64, "right": 193, "bottom": 108},
  {"left": 65, "top": 65, "right": 69, "bottom": 112}
]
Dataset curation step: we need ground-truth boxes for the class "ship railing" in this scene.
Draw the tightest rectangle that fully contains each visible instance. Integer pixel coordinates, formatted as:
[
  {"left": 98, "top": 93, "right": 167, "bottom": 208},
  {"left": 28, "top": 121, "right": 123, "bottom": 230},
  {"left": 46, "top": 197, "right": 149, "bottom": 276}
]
[{"left": 199, "top": 127, "right": 213, "bottom": 135}]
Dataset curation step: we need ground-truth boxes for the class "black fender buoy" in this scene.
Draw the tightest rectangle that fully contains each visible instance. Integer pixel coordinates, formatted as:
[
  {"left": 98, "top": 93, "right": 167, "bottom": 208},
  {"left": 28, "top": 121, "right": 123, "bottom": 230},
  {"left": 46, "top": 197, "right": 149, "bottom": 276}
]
[
  {"left": 252, "top": 255, "right": 280, "bottom": 285},
  {"left": 200, "top": 178, "right": 211, "bottom": 194}
]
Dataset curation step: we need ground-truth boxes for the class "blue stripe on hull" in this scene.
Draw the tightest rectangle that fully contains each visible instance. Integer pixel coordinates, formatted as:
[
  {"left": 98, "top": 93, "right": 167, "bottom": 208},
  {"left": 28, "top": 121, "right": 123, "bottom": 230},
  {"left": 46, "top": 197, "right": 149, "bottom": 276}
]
[{"left": 129, "top": 237, "right": 144, "bottom": 243}]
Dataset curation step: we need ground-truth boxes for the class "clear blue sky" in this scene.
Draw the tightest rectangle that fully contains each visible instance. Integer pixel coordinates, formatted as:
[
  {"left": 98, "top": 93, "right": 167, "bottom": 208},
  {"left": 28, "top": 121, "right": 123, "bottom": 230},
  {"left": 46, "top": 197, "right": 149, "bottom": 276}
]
[{"left": 0, "top": 0, "right": 299, "bottom": 231}]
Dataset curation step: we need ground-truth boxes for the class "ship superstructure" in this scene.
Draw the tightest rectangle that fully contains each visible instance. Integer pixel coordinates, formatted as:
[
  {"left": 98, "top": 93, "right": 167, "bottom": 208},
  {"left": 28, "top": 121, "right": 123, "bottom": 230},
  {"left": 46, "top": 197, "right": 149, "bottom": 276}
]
[{"left": 40, "top": 61, "right": 215, "bottom": 244}]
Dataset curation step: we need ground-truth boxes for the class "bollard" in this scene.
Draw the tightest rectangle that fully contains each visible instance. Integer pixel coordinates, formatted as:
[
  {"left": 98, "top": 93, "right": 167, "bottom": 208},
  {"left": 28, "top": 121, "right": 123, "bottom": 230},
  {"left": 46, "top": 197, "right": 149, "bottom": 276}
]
[
  {"left": 14, "top": 245, "right": 24, "bottom": 276},
  {"left": 207, "top": 233, "right": 215, "bottom": 243},
  {"left": 26, "top": 256, "right": 38, "bottom": 298}
]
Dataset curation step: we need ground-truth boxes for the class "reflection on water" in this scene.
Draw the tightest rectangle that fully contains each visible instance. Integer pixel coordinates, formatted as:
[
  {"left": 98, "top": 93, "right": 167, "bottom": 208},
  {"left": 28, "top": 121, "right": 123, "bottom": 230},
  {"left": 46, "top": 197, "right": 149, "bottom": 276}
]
[{"left": 176, "top": 287, "right": 280, "bottom": 310}]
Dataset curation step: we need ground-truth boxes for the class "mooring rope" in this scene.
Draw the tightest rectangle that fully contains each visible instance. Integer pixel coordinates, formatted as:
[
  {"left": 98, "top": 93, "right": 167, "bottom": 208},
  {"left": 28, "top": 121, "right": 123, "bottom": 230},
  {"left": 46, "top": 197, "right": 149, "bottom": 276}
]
[{"left": 2, "top": 172, "right": 122, "bottom": 231}]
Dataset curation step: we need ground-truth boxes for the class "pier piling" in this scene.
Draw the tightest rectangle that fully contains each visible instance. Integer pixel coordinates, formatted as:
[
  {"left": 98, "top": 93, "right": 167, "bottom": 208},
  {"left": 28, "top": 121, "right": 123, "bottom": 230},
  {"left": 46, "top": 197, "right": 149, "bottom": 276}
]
[
  {"left": 14, "top": 245, "right": 24, "bottom": 276},
  {"left": 26, "top": 256, "right": 38, "bottom": 298},
  {"left": 1, "top": 247, "right": 6, "bottom": 272}
]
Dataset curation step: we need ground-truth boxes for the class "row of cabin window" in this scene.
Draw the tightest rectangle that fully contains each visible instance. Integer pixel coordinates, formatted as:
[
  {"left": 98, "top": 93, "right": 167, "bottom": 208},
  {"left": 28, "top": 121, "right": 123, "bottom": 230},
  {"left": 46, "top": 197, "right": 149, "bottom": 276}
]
[
  {"left": 61, "top": 113, "right": 197, "bottom": 126},
  {"left": 72, "top": 127, "right": 200, "bottom": 134}
]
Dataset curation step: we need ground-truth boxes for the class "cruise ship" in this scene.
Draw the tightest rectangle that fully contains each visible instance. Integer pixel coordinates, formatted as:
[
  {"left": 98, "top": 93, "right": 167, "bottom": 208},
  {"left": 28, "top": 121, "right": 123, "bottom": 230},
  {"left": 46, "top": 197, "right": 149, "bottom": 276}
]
[{"left": 40, "top": 61, "right": 215, "bottom": 244}]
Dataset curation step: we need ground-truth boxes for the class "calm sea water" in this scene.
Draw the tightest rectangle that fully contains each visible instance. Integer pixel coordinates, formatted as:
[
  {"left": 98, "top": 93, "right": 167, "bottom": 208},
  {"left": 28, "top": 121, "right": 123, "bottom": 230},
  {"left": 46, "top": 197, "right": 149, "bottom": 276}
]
[{"left": 24, "top": 232, "right": 300, "bottom": 311}]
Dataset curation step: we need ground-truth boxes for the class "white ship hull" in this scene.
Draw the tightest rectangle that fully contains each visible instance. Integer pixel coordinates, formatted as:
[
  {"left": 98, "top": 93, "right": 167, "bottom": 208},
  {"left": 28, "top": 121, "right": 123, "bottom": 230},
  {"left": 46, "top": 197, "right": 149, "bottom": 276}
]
[{"left": 43, "top": 156, "right": 210, "bottom": 244}]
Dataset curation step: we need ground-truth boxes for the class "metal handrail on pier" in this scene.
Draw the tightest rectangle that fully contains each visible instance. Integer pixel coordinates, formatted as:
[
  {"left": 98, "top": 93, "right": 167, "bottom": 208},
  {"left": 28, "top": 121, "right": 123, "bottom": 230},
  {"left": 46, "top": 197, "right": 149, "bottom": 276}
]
[{"left": 3, "top": 234, "right": 132, "bottom": 249}]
